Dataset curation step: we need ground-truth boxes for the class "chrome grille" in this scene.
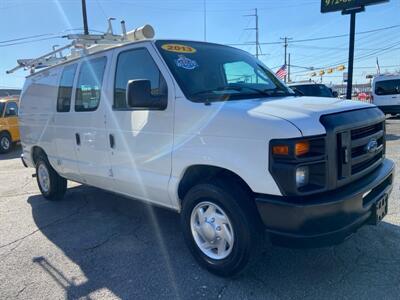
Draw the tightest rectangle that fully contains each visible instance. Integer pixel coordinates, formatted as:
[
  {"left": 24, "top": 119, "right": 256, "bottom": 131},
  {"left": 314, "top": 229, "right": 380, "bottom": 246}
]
[{"left": 337, "top": 121, "right": 385, "bottom": 180}]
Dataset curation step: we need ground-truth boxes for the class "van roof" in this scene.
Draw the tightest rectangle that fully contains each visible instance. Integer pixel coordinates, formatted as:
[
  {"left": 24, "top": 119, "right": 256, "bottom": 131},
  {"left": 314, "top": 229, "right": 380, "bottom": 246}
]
[
  {"left": 25, "top": 39, "right": 238, "bottom": 79},
  {"left": 373, "top": 74, "right": 400, "bottom": 82}
]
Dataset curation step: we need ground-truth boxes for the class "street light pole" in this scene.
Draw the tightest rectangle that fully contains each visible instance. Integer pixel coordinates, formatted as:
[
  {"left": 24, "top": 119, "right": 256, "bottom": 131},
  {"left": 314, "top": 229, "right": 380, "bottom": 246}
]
[{"left": 346, "top": 11, "right": 356, "bottom": 100}]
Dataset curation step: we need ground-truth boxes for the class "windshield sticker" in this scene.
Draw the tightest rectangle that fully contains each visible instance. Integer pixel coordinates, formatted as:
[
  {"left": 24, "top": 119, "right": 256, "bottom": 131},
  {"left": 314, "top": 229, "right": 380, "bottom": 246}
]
[
  {"left": 175, "top": 55, "right": 198, "bottom": 70},
  {"left": 162, "top": 44, "right": 197, "bottom": 53}
]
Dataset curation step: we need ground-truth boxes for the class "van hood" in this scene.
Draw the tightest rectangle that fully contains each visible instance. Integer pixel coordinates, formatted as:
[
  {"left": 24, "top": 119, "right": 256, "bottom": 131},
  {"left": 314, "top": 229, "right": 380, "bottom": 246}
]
[{"left": 247, "top": 96, "right": 376, "bottom": 136}]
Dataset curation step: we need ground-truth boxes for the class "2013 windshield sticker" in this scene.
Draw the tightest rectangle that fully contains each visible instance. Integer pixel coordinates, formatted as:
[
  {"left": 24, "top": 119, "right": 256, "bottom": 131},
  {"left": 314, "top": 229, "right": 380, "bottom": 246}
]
[
  {"left": 175, "top": 55, "right": 198, "bottom": 70},
  {"left": 162, "top": 44, "right": 197, "bottom": 53}
]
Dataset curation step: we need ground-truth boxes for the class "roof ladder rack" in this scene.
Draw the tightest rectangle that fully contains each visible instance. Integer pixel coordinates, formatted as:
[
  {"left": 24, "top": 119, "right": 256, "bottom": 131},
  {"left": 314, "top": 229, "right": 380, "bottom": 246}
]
[{"left": 6, "top": 20, "right": 155, "bottom": 74}]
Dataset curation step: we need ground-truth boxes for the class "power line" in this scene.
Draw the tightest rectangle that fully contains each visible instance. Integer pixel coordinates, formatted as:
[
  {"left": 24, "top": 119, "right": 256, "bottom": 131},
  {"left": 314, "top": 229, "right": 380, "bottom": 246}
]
[
  {"left": 0, "top": 29, "right": 105, "bottom": 45},
  {"left": 226, "top": 24, "right": 400, "bottom": 46},
  {"left": 0, "top": 36, "right": 63, "bottom": 48}
]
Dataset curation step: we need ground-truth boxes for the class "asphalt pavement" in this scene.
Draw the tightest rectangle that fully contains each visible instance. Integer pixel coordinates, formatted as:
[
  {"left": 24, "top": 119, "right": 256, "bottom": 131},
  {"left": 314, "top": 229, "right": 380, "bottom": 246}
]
[{"left": 0, "top": 117, "right": 399, "bottom": 300}]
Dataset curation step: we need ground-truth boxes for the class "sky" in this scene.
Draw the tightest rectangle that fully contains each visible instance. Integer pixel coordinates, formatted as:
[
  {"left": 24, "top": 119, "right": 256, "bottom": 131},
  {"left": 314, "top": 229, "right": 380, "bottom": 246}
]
[{"left": 0, "top": 0, "right": 399, "bottom": 89}]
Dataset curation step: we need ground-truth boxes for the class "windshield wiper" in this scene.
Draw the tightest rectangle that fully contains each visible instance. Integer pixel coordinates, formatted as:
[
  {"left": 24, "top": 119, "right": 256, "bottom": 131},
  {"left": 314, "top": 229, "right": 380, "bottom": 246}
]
[{"left": 192, "top": 85, "right": 270, "bottom": 97}]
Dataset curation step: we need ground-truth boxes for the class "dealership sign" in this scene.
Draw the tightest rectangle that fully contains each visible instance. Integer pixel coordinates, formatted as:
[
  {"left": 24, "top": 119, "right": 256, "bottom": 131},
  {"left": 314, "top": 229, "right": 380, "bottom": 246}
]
[{"left": 321, "top": 0, "right": 389, "bottom": 13}]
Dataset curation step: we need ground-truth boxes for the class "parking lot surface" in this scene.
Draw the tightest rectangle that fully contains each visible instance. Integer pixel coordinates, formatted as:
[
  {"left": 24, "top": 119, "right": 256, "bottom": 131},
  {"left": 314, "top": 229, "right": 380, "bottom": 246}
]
[{"left": 1, "top": 117, "right": 399, "bottom": 300}]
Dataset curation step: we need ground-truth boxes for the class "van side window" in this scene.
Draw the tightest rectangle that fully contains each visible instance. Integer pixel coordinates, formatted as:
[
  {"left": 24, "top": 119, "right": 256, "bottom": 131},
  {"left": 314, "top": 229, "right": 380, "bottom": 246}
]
[
  {"left": 75, "top": 57, "right": 107, "bottom": 112},
  {"left": 57, "top": 64, "right": 77, "bottom": 112},
  {"left": 5, "top": 102, "right": 18, "bottom": 117},
  {"left": 114, "top": 48, "right": 167, "bottom": 109}
]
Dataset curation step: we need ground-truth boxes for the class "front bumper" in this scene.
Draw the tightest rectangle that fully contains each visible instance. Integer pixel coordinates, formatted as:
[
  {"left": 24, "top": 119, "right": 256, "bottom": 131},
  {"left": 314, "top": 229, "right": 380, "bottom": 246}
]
[{"left": 256, "top": 158, "right": 394, "bottom": 247}]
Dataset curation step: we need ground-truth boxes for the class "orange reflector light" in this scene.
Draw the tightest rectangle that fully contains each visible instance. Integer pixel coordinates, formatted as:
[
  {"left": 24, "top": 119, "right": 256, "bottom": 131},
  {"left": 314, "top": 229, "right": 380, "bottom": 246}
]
[
  {"left": 272, "top": 145, "right": 289, "bottom": 156},
  {"left": 295, "top": 141, "right": 310, "bottom": 156}
]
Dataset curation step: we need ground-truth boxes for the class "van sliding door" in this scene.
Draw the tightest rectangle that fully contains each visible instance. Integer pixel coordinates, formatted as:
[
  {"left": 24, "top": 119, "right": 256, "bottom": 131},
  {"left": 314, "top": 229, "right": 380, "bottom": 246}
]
[{"left": 72, "top": 55, "right": 114, "bottom": 189}]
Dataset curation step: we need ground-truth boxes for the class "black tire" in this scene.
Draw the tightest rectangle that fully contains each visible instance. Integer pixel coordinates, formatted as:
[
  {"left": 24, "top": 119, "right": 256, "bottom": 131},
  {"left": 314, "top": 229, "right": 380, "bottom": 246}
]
[
  {"left": 35, "top": 154, "right": 67, "bottom": 200},
  {"left": 181, "top": 177, "right": 264, "bottom": 277},
  {"left": 0, "top": 132, "right": 12, "bottom": 154}
]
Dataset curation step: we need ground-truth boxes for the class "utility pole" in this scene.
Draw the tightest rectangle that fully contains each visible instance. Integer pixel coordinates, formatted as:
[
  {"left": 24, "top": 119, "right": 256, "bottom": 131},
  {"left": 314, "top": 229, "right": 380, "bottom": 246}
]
[
  {"left": 203, "top": 0, "right": 207, "bottom": 41},
  {"left": 81, "top": 0, "right": 89, "bottom": 35},
  {"left": 245, "top": 8, "right": 260, "bottom": 59},
  {"left": 255, "top": 8, "right": 259, "bottom": 59},
  {"left": 280, "top": 37, "right": 292, "bottom": 83},
  {"left": 288, "top": 53, "right": 291, "bottom": 83}
]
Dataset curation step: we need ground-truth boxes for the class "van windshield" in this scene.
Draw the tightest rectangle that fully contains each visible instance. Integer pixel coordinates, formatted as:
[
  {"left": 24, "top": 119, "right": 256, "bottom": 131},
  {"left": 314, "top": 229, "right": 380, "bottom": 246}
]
[
  {"left": 375, "top": 79, "right": 400, "bottom": 95},
  {"left": 155, "top": 40, "right": 294, "bottom": 103}
]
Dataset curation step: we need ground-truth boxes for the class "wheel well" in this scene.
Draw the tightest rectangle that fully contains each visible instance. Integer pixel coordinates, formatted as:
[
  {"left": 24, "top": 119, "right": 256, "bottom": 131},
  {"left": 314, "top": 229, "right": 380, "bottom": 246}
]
[
  {"left": 31, "top": 146, "right": 47, "bottom": 166},
  {"left": 0, "top": 130, "right": 11, "bottom": 138},
  {"left": 178, "top": 165, "right": 254, "bottom": 202}
]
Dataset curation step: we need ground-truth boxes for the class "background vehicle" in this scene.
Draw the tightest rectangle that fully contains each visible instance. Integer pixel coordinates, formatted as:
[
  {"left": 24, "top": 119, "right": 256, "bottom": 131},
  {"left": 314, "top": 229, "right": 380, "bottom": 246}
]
[
  {"left": 357, "top": 92, "right": 372, "bottom": 102},
  {"left": 288, "top": 82, "right": 337, "bottom": 98},
  {"left": 14, "top": 29, "right": 394, "bottom": 276},
  {"left": 0, "top": 96, "right": 20, "bottom": 153},
  {"left": 372, "top": 74, "right": 400, "bottom": 115}
]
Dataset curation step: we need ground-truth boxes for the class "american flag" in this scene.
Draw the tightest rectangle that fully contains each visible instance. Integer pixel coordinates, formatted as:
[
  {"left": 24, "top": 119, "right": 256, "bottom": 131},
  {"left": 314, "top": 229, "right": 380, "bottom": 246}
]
[{"left": 275, "top": 65, "right": 287, "bottom": 79}]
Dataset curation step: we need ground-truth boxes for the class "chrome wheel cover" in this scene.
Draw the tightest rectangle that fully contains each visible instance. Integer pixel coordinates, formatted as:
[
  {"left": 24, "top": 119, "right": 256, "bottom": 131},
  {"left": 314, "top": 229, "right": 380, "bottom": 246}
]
[
  {"left": 190, "top": 201, "right": 234, "bottom": 260},
  {"left": 38, "top": 163, "right": 50, "bottom": 193}
]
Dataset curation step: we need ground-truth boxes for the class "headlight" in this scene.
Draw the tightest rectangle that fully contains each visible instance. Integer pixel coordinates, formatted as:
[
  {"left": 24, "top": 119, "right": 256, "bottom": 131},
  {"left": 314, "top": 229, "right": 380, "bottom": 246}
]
[
  {"left": 296, "top": 166, "right": 309, "bottom": 187},
  {"left": 270, "top": 136, "right": 326, "bottom": 195}
]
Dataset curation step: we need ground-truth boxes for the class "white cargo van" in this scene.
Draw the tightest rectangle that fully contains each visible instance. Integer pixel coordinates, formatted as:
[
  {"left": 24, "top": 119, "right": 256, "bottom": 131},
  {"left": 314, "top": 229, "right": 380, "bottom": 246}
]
[
  {"left": 372, "top": 74, "right": 400, "bottom": 115},
  {"left": 13, "top": 27, "right": 394, "bottom": 276}
]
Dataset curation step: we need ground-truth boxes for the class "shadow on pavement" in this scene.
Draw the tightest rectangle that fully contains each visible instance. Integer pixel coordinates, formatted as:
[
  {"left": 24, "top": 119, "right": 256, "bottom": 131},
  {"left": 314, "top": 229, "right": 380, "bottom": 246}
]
[
  {"left": 386, "top": 133, "right": 400, "bottom": 141},
  {"left": 28, "top": 185, "right": 400, "bottom": 299},
  {"left": 0, "top": 145, "right": 21, "bottom": 160}
]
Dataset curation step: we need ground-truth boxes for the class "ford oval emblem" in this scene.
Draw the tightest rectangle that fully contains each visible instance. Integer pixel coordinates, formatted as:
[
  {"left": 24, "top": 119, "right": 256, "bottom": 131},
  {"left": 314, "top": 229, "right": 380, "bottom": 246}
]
[{"left": 365, "top": 139, "right": 378, "bottom": 153}]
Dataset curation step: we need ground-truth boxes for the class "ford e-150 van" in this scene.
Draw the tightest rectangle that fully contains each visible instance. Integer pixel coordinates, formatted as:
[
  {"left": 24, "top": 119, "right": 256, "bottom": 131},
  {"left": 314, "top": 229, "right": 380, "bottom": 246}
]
[{"left": 14, "top": 27, "right": 394, "bottom": 276}]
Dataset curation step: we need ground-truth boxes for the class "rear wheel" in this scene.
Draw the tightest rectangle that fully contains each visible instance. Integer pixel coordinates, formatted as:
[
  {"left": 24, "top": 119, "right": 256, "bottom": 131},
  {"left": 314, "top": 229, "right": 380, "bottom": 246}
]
[
  {"left": 181, "top": 178, "right": 263, "bottom": 277},
  {"left": 36, "top": 155, "right": 67, "bottom": 200},
  {"left": 0, "top": 132, "right": 12, "bottom": 154}
]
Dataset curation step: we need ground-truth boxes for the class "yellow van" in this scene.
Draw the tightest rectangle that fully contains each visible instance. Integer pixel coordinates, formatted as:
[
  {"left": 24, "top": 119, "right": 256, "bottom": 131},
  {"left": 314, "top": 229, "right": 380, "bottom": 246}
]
[{"left": 0, "top": 96, "right": 20, "bottom": 153}]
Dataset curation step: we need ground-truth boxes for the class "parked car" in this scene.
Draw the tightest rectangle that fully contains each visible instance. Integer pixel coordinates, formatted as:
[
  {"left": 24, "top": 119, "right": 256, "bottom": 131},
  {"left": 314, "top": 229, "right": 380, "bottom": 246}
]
[
  {"left": 288, "top": 82, "right": 337, "bottom": 98},
  {"left": 357, "top": 92, "right": 371, "bottom": 102},
  {"left": 17, "top": 36, "right": 394, "bottom": 276},
  {"left": 372, "top": 74, "right": 400, "bottom": 115},
  {"left": 0, "top": 96, "right": 20, "bottom": 153}
]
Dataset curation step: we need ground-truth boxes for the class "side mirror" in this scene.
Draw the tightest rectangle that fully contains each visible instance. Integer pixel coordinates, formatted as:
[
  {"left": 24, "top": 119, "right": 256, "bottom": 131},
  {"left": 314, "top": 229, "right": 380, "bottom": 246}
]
[
  {"left": 292, "top": 88, "right": 304, "bottom": 96},
  {"left": 126, "top": 79, "right": 166, "bottom": 110},
  {"left": 332, "top": 91, "right": 338, "bottom": 98},
  {"left": 6, "top": 107, "right": 17, "bottom": 117}
]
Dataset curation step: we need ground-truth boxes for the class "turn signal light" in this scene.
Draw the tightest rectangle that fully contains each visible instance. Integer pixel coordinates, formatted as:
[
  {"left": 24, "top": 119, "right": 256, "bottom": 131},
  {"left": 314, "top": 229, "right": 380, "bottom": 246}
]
[
  {"left": 272, "top": 145, "right": 289, "bottom": 156},
  {"left": 295, "top": 141, "right": 310, "bottom": 156}
]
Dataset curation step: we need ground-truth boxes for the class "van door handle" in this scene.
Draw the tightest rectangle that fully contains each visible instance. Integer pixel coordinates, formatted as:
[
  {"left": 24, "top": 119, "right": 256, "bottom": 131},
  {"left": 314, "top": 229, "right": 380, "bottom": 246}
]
[
  {"left": 109, "top": 134, "right": 115, "bottom": 149},
  {"left": 75, "top": 133, "right": 81, "bottom": 146}
]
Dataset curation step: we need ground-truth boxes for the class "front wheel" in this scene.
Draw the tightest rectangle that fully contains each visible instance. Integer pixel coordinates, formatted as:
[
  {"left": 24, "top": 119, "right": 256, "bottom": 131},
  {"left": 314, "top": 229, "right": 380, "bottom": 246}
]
[
  {"left": 181, "top": 178, "right": 263, "bottom": 277},
  {"left": 36, "top": 155, "right": 67, "bottom": 200},
  {"left": 0, "top": 132, "right": 12, "bottom": 154}
]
